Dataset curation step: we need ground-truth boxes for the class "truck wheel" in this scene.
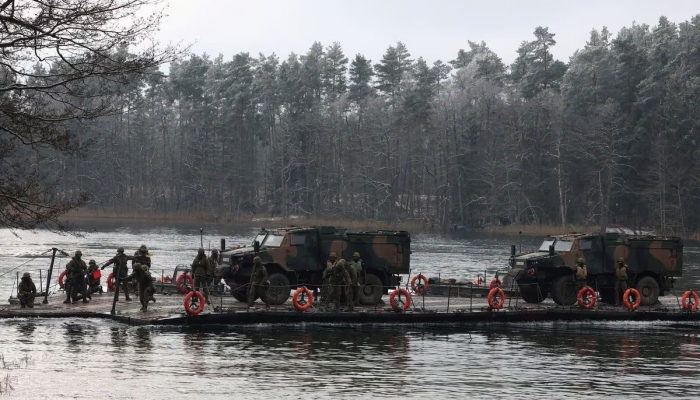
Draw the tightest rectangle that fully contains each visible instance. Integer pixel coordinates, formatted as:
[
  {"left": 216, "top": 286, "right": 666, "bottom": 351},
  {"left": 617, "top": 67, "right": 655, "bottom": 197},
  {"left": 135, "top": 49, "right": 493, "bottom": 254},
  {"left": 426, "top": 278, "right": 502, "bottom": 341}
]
[
  {"left": 636, "top": 276, "right": 660, "bottom": 306},
  {"left": 267, "top": 273, "right": 291, "bottom": 305},
  {"left": 550, "top": 276, "right": 577, "bottom": 306},
  {"left": 359, "top": 274, "right": 383, "bottom": 305},
  {"left": 519, "top": 284, "right": 548, "bottom": 303}
]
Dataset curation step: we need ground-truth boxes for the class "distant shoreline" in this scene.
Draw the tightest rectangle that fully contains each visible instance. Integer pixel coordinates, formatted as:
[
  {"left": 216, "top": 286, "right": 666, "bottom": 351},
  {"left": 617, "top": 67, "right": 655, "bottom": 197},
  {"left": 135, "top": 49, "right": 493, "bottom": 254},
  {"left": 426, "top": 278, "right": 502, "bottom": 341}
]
[{"left": 59, "top": 209, "right": 608, "bottom": 237}]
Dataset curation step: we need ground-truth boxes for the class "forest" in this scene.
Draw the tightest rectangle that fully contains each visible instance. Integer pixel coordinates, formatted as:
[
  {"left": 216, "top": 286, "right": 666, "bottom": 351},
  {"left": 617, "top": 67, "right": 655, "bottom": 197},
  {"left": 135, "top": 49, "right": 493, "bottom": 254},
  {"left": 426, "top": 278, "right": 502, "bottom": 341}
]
[{"left": 52, "top": 15, "right": 700, "bottom": 234}]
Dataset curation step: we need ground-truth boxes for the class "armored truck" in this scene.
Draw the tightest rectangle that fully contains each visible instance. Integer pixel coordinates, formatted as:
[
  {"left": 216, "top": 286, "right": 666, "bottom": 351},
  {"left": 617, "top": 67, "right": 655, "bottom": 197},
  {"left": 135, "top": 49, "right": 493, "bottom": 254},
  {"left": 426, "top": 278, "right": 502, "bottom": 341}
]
[
  {"left": 217, "top": 226, "right": 411, "bottom": 305},
  {"left": 508, "top": 233, "right": 683, "bottom": 306}
]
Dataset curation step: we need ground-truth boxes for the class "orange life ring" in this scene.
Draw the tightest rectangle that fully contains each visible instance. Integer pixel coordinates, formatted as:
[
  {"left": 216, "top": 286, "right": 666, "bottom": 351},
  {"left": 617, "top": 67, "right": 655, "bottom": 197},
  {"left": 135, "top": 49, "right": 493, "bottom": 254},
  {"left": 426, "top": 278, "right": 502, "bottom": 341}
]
[
  {"left": 176, "top": 273, "right": 193, "bottom": 294},
  {"left": 411, "top": 274, "right": 429, "bottom": 294},
  {"left": 58, "top": 270, "right": 67, "bottom": 289},
  {"left": 389, "top": 288, "right": 412, "bottom": 311},
  {"left": 473, "top": 276, "right": 486, "bottom": 285},
  {"left": 184, "top": 290, "right": 206, "bottom": 315},
  {"left": 489, "top": 278, "right": 502, "bottom": 290},
  {"left": 577, "top": 286, "right": 596, "bottom": 309},
  {"left": 623, "top": 288, "right": 642, "bottom": 311},
  {"left": 292, "top": 287, "right": 314, "bottom": 311},
  {"left": 487, "top": 287, "right": 505, "bottom": 309},
  {"left": 682, "top": 290, "right": 699, "bottom": 312},
  {"left": 107, "top": 273, "right": 115, "bottom": 291}
]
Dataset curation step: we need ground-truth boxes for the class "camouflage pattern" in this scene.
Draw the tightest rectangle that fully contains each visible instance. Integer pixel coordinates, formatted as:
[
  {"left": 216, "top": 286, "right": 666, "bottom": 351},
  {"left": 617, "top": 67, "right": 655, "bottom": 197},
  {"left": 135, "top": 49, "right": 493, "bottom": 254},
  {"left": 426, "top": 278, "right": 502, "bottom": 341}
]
[
  {"left": 220, "top": 226, "right": 410, "bottom": 304},
  {"left": 124, "top": 263, "right": 155, "bottom": 311},
  {"left": 64, "top": 255, "right": 89, "bottom": 304},
  {"left": 509, "top": 232, "right": 683, "bottom": 306},
  {"left": 132, "top": 245, "right": 151, "bottom": 271},
  {"left": 102, "top": 250, "right": 133, "bottom": 300},
  {"left": 247, "top": 257, "right": 270, "bottom": 308},
  {"left": 323, "top": 259, "right": 352, "bottom": 310},
  {"left": 18, "top": 273, "right": 37, "bottom": 308}
]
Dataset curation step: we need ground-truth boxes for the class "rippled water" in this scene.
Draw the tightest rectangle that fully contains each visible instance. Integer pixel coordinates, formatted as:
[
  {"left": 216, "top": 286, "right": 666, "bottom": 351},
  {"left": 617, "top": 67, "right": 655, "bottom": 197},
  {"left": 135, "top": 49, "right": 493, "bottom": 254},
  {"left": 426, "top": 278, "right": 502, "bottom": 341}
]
[{"left": 1, "top": 222, "right": 700, "bottom": 398}]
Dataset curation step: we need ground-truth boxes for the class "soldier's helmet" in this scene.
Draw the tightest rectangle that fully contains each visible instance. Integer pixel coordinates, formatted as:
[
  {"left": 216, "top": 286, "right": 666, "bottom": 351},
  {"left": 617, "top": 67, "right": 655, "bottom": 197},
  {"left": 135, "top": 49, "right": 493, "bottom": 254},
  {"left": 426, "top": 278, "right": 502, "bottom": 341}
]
[
  {"left": 117, "top": 247, "right": 124, "bottom": 254},
  {"left": 75, "top": 250, "right": 82, "bottom": 257},
  {"left": 197, "top": 248, "right": 205, "bottom": 255},
  {"left": 89, "top": 259, "right": 96, "bottom": 265},
  {"left": 22, "top": 272, "right": 30, "bottom": 279},
  {"left": 211, "top": 249, "right": 219, "bottom": 255},
  {"left": 329, "top": 252, "right": 337, "bottom": 258},
  {"left": 577, "top": 258, "right": 584, "bottom": 264},
  {"left": 353, "top": 252, "right": 360, "bottom": 258},
  {"left": 133, "top": 263, "right": 143, "bottom": 271},
  {"left": 253, "top": 256, "right": 262, "bottom": 263},
  {"left": 139, "top": 245, "right": 148, "bottom": 254},
  {"left": 618, "top": 257, "right": 624, "bottom": 262}
]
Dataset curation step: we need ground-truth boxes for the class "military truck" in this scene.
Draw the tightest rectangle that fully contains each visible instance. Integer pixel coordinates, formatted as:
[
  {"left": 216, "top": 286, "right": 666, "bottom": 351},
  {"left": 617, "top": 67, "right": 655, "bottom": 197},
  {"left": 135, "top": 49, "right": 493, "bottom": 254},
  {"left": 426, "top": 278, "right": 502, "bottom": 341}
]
[
  {"left": 217, "top": 226, "right": 411, "bottom": 305},
  {"left": 508, "top": 233, "right": 683, "bottom": 306}
]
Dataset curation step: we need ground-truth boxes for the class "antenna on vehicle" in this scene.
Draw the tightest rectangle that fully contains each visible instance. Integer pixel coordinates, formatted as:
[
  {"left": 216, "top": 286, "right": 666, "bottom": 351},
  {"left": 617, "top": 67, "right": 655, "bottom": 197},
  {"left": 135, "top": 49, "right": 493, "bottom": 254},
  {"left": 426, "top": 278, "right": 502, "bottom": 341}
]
[{"left": 200, "top": 228, "right": 203, "bottom": 248}]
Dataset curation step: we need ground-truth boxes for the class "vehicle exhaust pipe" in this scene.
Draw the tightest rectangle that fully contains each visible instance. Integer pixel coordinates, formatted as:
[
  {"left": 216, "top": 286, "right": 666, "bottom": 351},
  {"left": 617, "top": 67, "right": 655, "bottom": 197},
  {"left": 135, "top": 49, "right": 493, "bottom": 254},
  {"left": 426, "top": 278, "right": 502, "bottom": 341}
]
[{"left": 510, "top": 245, "right": 516, "bottom": 256}]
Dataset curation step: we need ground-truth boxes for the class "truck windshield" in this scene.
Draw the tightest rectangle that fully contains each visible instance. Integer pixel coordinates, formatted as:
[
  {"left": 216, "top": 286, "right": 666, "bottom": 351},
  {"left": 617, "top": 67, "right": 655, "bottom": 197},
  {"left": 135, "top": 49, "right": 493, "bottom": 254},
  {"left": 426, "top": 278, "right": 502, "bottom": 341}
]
[
  {"left": 253, "top": 233, "right": 267, "bottom": 246},
  {"left": 554, "top": 241, "right": 573, "bottom": 252},
  {"left": 262, "top": 234, "right": 285, "bottom": 247},
  {"left": 538, "top": 240, "right": 554, "bottom": 252}
]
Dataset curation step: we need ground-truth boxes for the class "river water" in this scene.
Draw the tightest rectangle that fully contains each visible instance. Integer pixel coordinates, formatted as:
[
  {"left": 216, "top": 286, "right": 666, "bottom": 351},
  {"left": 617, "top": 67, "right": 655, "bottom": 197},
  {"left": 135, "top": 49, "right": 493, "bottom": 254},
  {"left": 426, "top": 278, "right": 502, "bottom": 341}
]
[{"left": 1, "top": 223, "right": 700, "bottom": 399}]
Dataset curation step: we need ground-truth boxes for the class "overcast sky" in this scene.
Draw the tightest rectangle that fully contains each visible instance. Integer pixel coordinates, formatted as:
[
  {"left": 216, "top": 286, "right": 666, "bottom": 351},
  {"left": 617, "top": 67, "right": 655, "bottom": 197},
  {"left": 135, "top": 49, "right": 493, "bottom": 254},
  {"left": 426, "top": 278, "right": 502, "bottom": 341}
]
[{"left": 156, "top": 0, "right": 700, "bottom": 66}]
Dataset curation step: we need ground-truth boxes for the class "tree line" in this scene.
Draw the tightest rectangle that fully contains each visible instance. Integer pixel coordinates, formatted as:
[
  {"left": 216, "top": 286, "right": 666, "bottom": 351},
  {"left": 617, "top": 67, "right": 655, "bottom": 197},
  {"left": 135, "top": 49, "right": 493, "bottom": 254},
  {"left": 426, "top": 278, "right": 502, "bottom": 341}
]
[{"left": 52, "top": 15, "right": 700, "bottom": 234}]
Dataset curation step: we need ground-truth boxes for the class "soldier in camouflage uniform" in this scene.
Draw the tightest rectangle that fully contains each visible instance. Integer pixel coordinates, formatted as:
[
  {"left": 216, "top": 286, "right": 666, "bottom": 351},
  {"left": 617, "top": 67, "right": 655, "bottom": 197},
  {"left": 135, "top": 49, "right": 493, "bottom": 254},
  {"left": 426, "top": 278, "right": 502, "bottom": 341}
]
[
  {"left": 17, "top": 272, "right": 37, "bottom": 309},
  {"left": 64, "top": 250, "right": 89, "bottom": 304},
  {"left": 321, "top": 252, "right": 338, "bottom": 302},
  {"left": 343, "top": 258, "right": 358, "bottom": 311},
  {"left": 348, "top": 252, "right": 363, "bottom": 305},
  {"left": 124, "top": 263, "right": 155, "bottom": 312},
  {"left": 323, "top": 259, "right": 351, "bottom": 311},
  {"left": 615, "top": 257, "right": 629, "bottom": 306},
  {"left": 132, "top": 245, "right": 152, "bottom": 271},
  {"left": 208, "top": 249, "right": 219, "bottom": 299},
  {"left": 574, "top": 257, "right": 588, "bottom": 290},
  {"left": 247, "top": 256, "right": 270, "bottom": 309},
  {"left": 191, "top": 248, "right": 211, "bottom": 303},
  {"left": 101, "top": 247, "right": 133, "bottom": 301}
]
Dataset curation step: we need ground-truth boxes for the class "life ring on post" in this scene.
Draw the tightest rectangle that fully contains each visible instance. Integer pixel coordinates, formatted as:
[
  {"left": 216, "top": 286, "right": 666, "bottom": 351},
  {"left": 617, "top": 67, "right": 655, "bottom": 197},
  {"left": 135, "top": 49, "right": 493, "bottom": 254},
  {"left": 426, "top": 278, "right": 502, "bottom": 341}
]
[
  {"left": 489, "top": 278, "right": 502, "bottom": 290},
  {"left": 487, "top": 287, "right": 505, "bottom": 309},
  {"left": 58, "top": 270, "right": 67, "bottom": 289},
  {"left": 184, "top": 290, "right": 206, "bottom": 315},
  {"left": 473, "top": 276, "right": 486, "bottom": 285},
  {"left": 682, "top": 290, "right": 699, "bottom": 312},
  {"left": 176, "top": 273, "right": 193, "bottom": 294},
  {"left": 389, "top": 288, "right": 412, "bottom": 311},
  {"left": 623, "top": 288, "right": 642, "bottom": 311},
  {"left": 577, "top": 286, "right": 596, "bottom": 309},
  {"left": 292, "top": 287, "right": 314, "bottom": 311},
  {"left": 411, "top": 274, "right": 429, "bottom": 295},
  {"left": 107, "top": 273, "right": 115, "bottom": 291}
]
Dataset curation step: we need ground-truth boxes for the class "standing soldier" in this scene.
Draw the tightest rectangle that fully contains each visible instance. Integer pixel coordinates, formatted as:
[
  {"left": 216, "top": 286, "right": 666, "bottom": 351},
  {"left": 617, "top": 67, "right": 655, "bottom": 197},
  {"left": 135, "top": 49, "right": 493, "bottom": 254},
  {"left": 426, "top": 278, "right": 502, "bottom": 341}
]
[
  {"left": 615, "top": 257, "right": 629, "bottom": 306},
  {"left": 132, "top": 245, "right": 152, "bottom": 271},
  {"left": 208, "top": 249, "right": 219, "bottom": 302},
  {"left": 574, "top": 258, "right": 588, "bottom": 291},
  {"left": 191, "top": 248, "right": 211, "bottom": 304},
  {"left": 348, "top": 252, "right": 363, "bottom": 305},
  {"left": 64, "top": 250, "right": 89, "bottom": 304},
  {"left": 102, "top": 247, "right": 133, "bottom": 302},
  {"left": 324, "top": 259, "right": 351, "bottom": 311},
  {"left": 124, "top": 263, "right": 155, "bottom": 312},
  {"left": 247, "top": 256, "right": 270, "bottom": 309},
  {"left": 17, "top": 272, "right": 37, "bottom": 309},
  {"left": 321, "top": 252, "right": 338, "bottom": 303}
]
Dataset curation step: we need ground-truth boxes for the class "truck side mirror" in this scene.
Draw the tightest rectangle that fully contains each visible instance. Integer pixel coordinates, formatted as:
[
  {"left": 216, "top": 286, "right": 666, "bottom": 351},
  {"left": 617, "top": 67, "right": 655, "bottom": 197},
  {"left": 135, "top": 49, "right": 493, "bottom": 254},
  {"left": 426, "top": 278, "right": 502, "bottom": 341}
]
[
  {"left": 254, "top": 240, "right": 260, "bottom": 254},
  {"left": 510, "top": 245, "right": 516, "bottom": 256},
  {"left": 549, "top": 245, "right": 555, "bottom": 256}
]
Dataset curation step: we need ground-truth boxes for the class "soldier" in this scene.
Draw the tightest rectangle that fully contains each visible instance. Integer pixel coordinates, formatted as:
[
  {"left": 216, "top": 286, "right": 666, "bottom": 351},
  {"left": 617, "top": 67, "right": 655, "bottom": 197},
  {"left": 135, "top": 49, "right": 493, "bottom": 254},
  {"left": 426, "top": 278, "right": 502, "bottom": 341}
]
[
  {"left": 323, "top": 259, "right": 351, "bottom": 311},
  {"left": 348, "top": 252, "right": 363, "bottom": 305},
  {"left": 64, "top": 250, "right": 89, "bottom": 304},
  {"left": 247, "top": 256, "right": 270, "bottom": 309},
  {"left": 86, "top": 259, "right": 102, "bottom": 295},
  {"left": 124, "top": 263, "right": 155, "bottom": 312},
  {"left": 321, "top": 252, "right": 338, "bottom": 302},
  {"left": 615, "top": 257, "right": 629, "bottom": 306},
  {"left": 101, "top": 247, "right": 133, "bottom": 301},
  {"left": 17, "top": 272, "right": 37, "bottom": 309},
  {"left": 208, "top": 249, "right": 219, "bottom": 301},
  {"left": 191, "top": 248, "right": 211, "bottom": 304},
  {"left": 343, "top": 259, "right": 358, "bottom": 312},
  {"left": 574, "top": 257, "right": 588, "bottom": 290},
  {"left": 132, "top": 245, "right": 152, "bottom": 271}
]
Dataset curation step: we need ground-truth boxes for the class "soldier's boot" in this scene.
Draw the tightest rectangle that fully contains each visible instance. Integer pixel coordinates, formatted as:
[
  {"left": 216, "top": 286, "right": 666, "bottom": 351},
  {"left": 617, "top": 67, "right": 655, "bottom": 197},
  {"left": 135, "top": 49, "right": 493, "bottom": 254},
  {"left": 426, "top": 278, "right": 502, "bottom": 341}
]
[{"left": 27, "top": 302, "right": 34, "bottom": 309}]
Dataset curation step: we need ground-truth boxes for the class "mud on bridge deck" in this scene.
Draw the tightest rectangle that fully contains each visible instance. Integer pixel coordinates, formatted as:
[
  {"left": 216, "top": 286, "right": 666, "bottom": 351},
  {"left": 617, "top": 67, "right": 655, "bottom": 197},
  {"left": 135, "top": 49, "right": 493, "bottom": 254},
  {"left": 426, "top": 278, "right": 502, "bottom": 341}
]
[{"left": 3, "top": 289, "right": 700, "bottom": 326}]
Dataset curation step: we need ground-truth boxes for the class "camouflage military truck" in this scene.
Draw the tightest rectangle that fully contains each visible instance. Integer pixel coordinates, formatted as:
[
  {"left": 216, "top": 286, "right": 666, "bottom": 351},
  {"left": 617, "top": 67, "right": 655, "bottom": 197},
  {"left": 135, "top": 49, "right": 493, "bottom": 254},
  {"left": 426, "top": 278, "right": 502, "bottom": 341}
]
[
  {"left": 508, "top": 233, "right": 683, "bottom": 306},
  {"left": 217, "top": 226, "right": 411, "bottom": 305}
]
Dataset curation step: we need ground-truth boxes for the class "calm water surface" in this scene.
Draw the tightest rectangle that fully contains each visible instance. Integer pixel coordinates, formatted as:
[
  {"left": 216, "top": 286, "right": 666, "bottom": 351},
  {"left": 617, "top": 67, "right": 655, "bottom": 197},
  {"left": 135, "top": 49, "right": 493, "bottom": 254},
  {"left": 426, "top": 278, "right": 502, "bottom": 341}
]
[{"left": 0, "top": 222, "right": 699, "bottom": 399}]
